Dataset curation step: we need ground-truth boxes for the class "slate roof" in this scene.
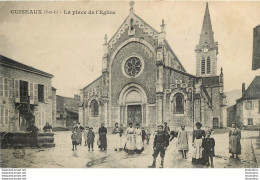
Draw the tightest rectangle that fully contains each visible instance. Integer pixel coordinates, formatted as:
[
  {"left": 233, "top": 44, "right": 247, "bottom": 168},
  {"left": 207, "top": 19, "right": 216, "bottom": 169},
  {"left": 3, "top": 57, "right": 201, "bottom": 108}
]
[
  {"left": 0, "top": 55, "right": 53, "bottom": 78},
  {"left": 202, "top": 76, "right": 220, "bottom": 87},
  {"left": 239, "top": 76, "right": 260, "bottom": 100}
]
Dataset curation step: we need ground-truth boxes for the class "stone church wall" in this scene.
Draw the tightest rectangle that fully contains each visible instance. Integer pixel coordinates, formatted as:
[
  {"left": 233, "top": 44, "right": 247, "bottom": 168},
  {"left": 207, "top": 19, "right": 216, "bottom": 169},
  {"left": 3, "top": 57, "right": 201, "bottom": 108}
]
[{"left": 110, "top": 41, "right": 156, "bottom": 105}]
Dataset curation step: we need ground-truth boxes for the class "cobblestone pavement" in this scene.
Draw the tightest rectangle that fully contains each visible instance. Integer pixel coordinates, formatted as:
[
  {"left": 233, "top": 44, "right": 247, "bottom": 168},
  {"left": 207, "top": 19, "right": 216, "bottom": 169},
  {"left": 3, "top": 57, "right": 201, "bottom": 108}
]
[{"left": 0, "top": 130, "right": 258, "bottom": 168}]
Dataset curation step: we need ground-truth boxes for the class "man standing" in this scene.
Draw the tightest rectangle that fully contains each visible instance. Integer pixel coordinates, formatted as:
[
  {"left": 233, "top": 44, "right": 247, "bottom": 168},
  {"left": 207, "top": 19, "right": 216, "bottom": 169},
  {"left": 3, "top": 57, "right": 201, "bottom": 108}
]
[{"left": 148, "top": 124, "right": 169, "bottom": 168}]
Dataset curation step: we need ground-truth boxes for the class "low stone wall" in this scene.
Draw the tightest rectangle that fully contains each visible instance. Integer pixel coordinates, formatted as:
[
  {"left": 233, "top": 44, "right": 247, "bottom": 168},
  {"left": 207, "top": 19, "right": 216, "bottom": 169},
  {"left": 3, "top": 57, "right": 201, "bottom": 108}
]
[{"left": 0, "top": 131, "right": 55, "bottom": 148}]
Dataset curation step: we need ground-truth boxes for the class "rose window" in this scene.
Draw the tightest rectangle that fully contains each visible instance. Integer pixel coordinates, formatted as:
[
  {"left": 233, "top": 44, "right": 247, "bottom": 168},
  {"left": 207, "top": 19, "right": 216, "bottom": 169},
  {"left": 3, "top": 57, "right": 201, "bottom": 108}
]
[{"left": 124, "top": 57, "right": 142, "bottom": 77}]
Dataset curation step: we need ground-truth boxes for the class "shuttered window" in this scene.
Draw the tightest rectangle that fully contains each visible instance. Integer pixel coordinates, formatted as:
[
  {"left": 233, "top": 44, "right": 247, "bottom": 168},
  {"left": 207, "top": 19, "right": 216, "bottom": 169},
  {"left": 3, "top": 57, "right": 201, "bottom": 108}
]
[
  {"left": 0, "top": 108, "right": 3, "bottom": 124},
  {"left": 4, "top": 78, "right": 8, "bottom": 97},
  {"left": 4, "top": 109, "right": 8, "bottom": 124},
  {"left": 34, "top": 84, "right": 38, "bottom": 103},
  {"left": 207, "top": 57, "right": 211, "bottom": 74},
  {"left": 14, "top": 80, "right": 20, "bottom": 102},
  {"left": 0, "top": 108, "right": 9, "bottom": 125},
  {"left": 38, "top": 84, "right": 44, "bottom": 103},
  {"left": 201, "top": 57, "right": 205, "bottom": 74},
  {"left": 29, "top": 82, "right": 34, "bottom": 103},
  {"left": 0, "top": 77, "right": 3, "bottom": 97}
]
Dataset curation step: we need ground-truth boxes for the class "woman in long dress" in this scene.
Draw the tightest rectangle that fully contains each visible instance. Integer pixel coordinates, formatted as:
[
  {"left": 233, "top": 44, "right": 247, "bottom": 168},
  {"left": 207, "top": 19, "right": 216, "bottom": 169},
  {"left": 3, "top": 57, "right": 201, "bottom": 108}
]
[
  {"left": 119, "top": 124, "right": 125, "bottom": 150},
  {"left": 229, "top": 123, "right": 241, "bottom": 158},
  {"left": 98, "top": 123, "right": 107, "bottom": 151},
  {"left": 112, "top": 123, "right": 121, "bottom": 151},
  {"left": 135, "top": 123, "right": 144, "bottom": 153},
  {"left": 177, "top": 124, "right": 189, "bottom": 159},
  {"left": 124, "top": 122, "right": 136, "bottom": 154},
  {"left": 192, "top": 122, "right": 205, "bottom": 164}
]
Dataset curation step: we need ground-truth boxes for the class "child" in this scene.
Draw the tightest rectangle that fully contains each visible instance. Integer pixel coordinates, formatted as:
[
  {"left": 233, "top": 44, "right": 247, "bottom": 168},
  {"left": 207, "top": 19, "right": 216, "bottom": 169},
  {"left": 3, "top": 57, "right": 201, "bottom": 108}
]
[
  {"left": 148, "top": 125, "right": 169, "bottom": 168},
  {"left": 71, "top": 130, "right": 78, "bottom": 151},
  {"left": 87, "top": 127, "right": 95, "bottom": 151},
  {"left": 176, "top": 124, "right": 189, "bottom": 159},
  {"left": 202, "top": 130, "right": 215, "bottom": 168},
  {"left": 84, "top": 126, "right": 89, "bottom": 146}
]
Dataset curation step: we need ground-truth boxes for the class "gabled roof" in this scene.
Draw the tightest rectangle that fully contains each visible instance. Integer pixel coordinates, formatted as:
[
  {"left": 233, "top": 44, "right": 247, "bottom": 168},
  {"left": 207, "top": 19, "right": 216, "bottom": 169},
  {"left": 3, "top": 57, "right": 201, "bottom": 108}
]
[
  {"left": 108, "top": 12, "right": 159, "bottom": 47},
  {"left": 81, "top": 76, "right": 102, "bottom": 90},
  {"left": 0, "top": 55, "right": 53, "bottom": 78},
  {"left": 240, "top": 76, "right": 260, "bottom": 100},
  {"left": 202, "top": 76, "right": 220, "bottom": 87}
]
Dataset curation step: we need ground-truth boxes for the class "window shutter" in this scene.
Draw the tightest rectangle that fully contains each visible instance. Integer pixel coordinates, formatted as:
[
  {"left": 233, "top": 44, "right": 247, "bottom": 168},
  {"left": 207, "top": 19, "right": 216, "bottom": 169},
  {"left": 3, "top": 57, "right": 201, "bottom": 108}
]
[
  {"left": 14, "top": 80, "right": 20, "bottom": 103},
  {"left": 0, "top": 77, "right": 3, "bottom": 97},
  {"left": 4, "top": 78, "right": 9, "bottom": 98},
  {"left": 44, "top": 85, "right": 48, "bottom": 103},
  {"left": 4, "top": 108, "right": 8, "bottom": 125},
  {"left": 34, "top": 84, "right": 38, "bottom": 103},
  {"left": 29, "top": 82, "right": 34, "bottom": 104},
  {"left": 0, "top": 108, "right": 3, "bottom": 124}
]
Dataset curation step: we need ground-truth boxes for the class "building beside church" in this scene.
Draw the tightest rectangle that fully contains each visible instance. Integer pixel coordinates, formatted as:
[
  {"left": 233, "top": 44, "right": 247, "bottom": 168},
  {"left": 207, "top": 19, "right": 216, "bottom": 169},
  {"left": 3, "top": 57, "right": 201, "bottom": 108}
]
[
  {"left": 227, "top": 76, "right": 260, "bottom": 129},
  {"left": 79, "top": 3, "right": 227, "bottom": 130},
  {"left": 0, "top": 55, "right": 56, "bottom": 132},
  {"left": 56, "top": 95, "right": 80, "bottom": 129}
]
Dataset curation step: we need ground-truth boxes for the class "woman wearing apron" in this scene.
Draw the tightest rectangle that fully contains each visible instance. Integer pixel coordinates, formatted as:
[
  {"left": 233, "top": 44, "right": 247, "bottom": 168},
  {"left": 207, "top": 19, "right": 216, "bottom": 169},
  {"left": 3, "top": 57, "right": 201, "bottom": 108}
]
[{"left": 192, "top": 122, "right": 205, "bottom": 164}]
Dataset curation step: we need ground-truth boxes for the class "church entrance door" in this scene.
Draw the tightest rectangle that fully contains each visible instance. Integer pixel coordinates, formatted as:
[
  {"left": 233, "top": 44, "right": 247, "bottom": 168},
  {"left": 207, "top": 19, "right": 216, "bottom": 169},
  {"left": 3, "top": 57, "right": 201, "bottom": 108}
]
[
  {"left": 213, "top": 117, "right": 219, "bottom": 128},
  {"left": 127, "top": 105, "right": 142, "bottom": 125}
]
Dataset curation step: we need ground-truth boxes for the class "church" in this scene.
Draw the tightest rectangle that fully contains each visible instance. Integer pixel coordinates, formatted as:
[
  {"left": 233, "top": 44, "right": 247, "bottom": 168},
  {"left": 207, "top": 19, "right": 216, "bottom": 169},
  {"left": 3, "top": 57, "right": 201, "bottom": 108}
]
[{"left": 79, "top": 2, "right": 227, "bottom": 130}]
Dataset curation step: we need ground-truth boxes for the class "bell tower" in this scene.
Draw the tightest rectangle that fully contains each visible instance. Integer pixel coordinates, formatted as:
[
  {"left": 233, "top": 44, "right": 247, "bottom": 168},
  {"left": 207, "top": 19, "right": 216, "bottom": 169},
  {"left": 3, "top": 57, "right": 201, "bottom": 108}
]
[{"left": 195, "top": 3, "right": 218, "bottom": 77}]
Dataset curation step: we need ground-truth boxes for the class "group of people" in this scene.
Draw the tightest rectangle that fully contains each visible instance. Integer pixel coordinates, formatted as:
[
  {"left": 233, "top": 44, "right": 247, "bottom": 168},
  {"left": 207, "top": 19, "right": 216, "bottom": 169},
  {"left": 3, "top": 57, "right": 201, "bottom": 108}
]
[
  {"left": 70, "top": 121, "right": 242, "bottom": 168},
  {"left": 71, "top": 122, "right": 108, "bottom": 151}
]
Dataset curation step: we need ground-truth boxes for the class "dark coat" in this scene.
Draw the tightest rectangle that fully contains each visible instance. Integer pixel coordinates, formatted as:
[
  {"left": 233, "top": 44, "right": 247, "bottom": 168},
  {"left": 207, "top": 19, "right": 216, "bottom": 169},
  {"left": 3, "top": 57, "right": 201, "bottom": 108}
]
[
  {"left": 153, "top": 131, "right": 169, "bottom": 149},
  {"left": 202, "top": 137, "right": 215, "bottom": 156},
  {"left": 87, "top": 131, "right": 95, "bottom": 144}
]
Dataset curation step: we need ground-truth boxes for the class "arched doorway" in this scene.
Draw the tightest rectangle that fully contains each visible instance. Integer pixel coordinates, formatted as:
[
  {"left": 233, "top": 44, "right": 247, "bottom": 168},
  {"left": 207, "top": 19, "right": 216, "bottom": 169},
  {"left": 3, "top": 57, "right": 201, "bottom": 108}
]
[
  {"left": 118, "top": 83, "right": 147, "bottom": 126},
  {"left": 125, "top": 90, "right": 142, "bottom": 125}
]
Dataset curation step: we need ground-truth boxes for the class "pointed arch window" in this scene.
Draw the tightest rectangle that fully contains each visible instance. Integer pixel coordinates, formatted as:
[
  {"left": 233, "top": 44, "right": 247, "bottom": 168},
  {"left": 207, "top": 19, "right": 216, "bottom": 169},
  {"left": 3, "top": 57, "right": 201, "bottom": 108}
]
[
  {"left": 201, "top": 57, "right": 205, "bottom": 74},
  {"left": 207, "top": 57, "right": 211, "bottom": 74},
  {"left": 90, "top": 99, "right": 99, "bottom": 117}
]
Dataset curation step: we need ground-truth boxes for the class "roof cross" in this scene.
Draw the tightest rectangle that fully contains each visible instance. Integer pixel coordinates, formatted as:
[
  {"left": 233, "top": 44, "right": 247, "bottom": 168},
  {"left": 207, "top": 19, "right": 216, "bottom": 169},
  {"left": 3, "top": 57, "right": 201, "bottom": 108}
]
[
  {"left": 160, "top": 19, "right": 166, "bottom": 32},
  {"left": 130, "top": 1, "right": 134, "bottom": 13}
]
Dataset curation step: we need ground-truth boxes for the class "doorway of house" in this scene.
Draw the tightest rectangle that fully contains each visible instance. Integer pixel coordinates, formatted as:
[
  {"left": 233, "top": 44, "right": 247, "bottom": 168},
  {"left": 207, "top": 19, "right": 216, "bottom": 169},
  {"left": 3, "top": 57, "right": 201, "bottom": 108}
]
[{"left": 127, "top": 105, "right": 142, "bottom": 126}]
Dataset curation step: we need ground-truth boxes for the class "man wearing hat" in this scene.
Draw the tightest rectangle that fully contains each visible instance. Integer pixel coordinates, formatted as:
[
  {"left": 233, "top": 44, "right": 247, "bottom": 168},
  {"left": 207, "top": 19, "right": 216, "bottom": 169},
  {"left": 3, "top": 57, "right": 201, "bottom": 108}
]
[{"left": 148, "top": 124, "right": 169, "bottom": 168}]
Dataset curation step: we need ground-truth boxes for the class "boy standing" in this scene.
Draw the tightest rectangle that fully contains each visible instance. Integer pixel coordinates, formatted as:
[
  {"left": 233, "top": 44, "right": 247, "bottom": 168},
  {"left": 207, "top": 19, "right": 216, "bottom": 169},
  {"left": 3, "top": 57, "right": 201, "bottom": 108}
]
[
  {"left": 71, "top": 130, "right": 78, "bottom": 151},
  {"left": 202, "top": 130, "right": 215, "bottom": 168},
  {"left": 87, "top": 127, "right": 95, "bottom": 151},
  {"left": 148, "top": 125, "right": 169, "bottom": 168},
  {"left": 84, "top": 126, "right": 89, "bottom": 146}
]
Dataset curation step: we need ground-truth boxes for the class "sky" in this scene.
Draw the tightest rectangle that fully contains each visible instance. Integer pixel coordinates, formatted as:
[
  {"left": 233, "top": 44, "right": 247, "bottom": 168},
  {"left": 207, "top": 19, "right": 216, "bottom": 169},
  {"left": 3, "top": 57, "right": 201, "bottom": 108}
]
[{"left": 0, "top": 1, "right": 259, "bottom": 97}]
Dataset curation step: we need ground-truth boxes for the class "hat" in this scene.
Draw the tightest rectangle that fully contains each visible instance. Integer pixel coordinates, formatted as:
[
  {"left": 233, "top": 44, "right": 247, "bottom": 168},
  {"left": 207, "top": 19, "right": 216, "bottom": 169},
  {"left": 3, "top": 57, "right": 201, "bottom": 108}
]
[
  {"left": 115, "top": 122, "right": 118, "bottom": 125},
  {"left": 195, "top": 122, "right": 202, "bottom": 127}
]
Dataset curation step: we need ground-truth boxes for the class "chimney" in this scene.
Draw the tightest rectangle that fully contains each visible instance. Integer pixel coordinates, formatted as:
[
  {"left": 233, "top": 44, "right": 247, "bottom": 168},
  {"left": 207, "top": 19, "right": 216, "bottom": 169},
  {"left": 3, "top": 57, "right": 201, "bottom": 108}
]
[{"left": 242, "top": 83, "right": 245, "bottom": 96}]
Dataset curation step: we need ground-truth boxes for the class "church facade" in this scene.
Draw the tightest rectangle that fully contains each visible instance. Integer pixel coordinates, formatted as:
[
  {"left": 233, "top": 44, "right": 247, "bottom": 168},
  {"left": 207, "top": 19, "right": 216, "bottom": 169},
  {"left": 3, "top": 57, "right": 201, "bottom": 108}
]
[{"left": 79, "top": 3, "right": 227, "bottom": 130}]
